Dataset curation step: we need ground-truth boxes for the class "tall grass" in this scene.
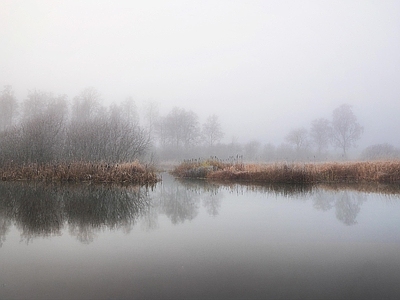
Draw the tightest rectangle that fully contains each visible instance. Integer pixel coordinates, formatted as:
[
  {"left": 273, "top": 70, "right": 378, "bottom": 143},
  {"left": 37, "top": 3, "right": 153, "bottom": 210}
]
[
  {"left": 171, "top": 159, "right": 400, "bottom": 184},
  {"left": 0, "top": 161, "right": 159, "bottom": 185}
]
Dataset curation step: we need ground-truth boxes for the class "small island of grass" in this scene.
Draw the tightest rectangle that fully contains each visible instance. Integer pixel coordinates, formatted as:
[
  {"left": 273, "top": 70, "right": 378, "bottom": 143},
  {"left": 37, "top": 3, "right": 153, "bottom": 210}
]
[{"left": 171, "top": 159, "right": 400, "bottom": 185}]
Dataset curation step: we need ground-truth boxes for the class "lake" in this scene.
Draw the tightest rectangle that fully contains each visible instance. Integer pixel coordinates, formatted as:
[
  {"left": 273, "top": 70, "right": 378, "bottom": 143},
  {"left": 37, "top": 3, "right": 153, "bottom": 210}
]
[{"left": 1, "top": 173, "right": 400, "bottom": 299}]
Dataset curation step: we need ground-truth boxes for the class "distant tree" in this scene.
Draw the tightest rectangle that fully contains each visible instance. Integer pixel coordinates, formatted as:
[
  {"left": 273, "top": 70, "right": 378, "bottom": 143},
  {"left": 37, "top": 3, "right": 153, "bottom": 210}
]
[
  {"left": 228, "top": 136, "right": 243, "bottom": 158},
  {"left": 310, "top": 118, "right": 331, "bottom": 155},
  {"left": 331, "top": 104, "right": 363, "bottom": 157},
  {"left": 71, "top": 87, "right": 102, "bottom": 122},
  {"left": 66, "top": 89, "right": 105, "bottom": 161},
  {"left": 18, "top": 91, "right": 68, "bottom": 163},
  {"left": 0, "top": 126, "right": 22, "bottom": 165},
  {"left": 261, "top": 143, "right": 276, "bottom": 162},
  {"left": 285, "top": 128, "right": 309, "bottom": 152},
  {"left": 0, "top": 85, "right": 18, "bottom": 131},
  {"left": 155, "top": 115, "right": 168, "bottom": 147},
  {"left": 244, "top": 140, "right": 261, "bottom": 161},
  {"left": 275, "top": 143, "right": 295, "bottom": 161},
  {"left": 361, "top": 143, "right": 400, "bottom": 160},
  {"left": 21, "top": 89, "right": 52, "bottom": 121},
  {"left": 106, "top": 101, "right": 150, "bottom": 161},
  {"left": 163, "top": 107, "right": 200, "bottom": 148},
  {"left": 66, "top": 99, "right": 148, "bottom": 163},
  {"left": 142, "top": 100, "right": 159, "bottom": 139},
  {"left": 202, "top": 114, "right": 224, "bottom": 147}
]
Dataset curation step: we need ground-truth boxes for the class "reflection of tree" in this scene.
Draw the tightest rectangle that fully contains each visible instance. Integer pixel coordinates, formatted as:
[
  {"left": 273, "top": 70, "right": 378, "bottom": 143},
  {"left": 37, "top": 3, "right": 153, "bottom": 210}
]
[
  {"left": 313, "top": 190, "right": 336, "bottom": 211},
  {"left": 0, "top": 183, "right": 64, "bottom": 241},
  {"left": 0, "top": 213, "right": 11, "bottom": 248},
  {"left": 202, "top": 188, "right": 222, "bottom": 217},
  {"left": 0, "top": 178, "right": 387, "bottom": 246},
  {"left": 160, "top": 175, "right": 223, "bottom": 221},
  {"left": 313, "top": 189, "right": 366, "bottom": 225},
  {"left": 335, "top": 191, "right": 366, "bottom": 225},
  {"left": 140, "top": 206, "right": 159, "bottom": 232},
  {"left": 64, "top": 185, "right": 151, "bottom": 243},
  {"left": 177, "top": 178, "right": 222, "bottom": 217},
  {"left": 0, "top": 182, "right": 152, "bottom": 244},
  {"left": 159, "top": 183, "right": 200, "bottom": 224}
]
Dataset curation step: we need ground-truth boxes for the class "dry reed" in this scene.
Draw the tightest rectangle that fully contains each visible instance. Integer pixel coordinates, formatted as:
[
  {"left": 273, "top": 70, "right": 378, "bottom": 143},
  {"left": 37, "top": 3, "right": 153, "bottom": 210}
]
[
  {"left": 171, "top": 160, "right": 400, "bottom": 184},
  {"left": 0, "top": 161, "right": 159, "bottom": 185}
]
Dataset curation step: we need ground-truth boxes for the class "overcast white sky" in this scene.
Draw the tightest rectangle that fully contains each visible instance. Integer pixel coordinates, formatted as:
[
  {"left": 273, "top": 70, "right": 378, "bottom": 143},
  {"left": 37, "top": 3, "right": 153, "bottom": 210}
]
[{"left": 1, "top": 0, "right": 400, "bottom": 148}]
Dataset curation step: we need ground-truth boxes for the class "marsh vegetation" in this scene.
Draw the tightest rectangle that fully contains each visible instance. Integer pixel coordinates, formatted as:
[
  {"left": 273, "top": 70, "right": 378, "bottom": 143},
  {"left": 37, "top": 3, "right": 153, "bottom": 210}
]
[
  {"left": 0, "top": 161, "right": 158, "bottom": 184},
  {"left": 172, "top": 159, "right": 400, "bottom": 185}
]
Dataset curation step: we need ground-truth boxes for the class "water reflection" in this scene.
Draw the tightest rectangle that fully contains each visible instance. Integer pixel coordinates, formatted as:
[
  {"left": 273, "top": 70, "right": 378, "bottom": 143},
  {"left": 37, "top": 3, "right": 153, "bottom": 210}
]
[
  {"left": 0, "top": 176, "right": 399, "bottom": 245},
  {"left": 0, "top": 182, "right": 151, "bottom": 244}
]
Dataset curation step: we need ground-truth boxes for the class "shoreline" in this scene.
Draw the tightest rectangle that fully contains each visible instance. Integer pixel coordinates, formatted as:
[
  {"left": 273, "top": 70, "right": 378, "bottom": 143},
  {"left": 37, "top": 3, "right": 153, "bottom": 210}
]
[{"left": 171, "top": 160, "right": 400, "bottom": 185}]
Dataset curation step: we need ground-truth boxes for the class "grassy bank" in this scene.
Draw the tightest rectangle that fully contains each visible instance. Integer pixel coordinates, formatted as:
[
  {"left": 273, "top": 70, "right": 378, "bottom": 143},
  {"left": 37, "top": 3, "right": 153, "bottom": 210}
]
[
  {"left": 171, "top": 160, "right": 400, "bottom": 184},
  {"left": 0, "top": 161, "right": 159, "bottom": 185}
]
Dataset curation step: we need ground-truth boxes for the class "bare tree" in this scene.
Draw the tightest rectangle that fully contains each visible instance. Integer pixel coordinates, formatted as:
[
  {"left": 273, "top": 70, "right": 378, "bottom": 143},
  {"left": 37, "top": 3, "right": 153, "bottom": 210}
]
[
  {"left": 244, "top": 140, "right": 261, "bottom": 161},
  {"left": 17, "top": 91, "right": 68, "bottom": 163},
  {"left": 155, "top": 115, "right": 168, "bottom": 147},
  {"left": 361, "top": 143, "right": 400, "bottom": 160},
  {"left": 71, "top": 87, "right": 102, "bottom": 122},
  {"left": 163, "top": 107, "right": 200, "bottom": 149},
  {"left": 142, "top": 100, "right": 159, "bottom": 139},
  {"left": 66, "top": 97, "right": 149, "bottom": 163},
  {"left": 202, "top": 114, "right": 224, "bottom": 147},
  {"left": 331, "top": 104, "right": 363, "bottom": 157},
  {"left": 107, "top": 101, "right": 150, "bottom": 161},
  {"left": 22, "top": 89, "right": 51, "bottom": 121},
  {"left": 310, "top": 118, "right": 331, "bottom": 155},
  {"left": 285, "top": 128, "right": 309, "bottom": 152},
  {"left": 0, "top": 85, "right": 18, "bottom": 131}
]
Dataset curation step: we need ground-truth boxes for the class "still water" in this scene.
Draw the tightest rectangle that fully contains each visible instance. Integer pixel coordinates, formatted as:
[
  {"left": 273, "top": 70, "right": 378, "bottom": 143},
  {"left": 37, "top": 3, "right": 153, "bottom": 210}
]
[{"left": 1, "top": 173, "right": 400, "bottom": 299}]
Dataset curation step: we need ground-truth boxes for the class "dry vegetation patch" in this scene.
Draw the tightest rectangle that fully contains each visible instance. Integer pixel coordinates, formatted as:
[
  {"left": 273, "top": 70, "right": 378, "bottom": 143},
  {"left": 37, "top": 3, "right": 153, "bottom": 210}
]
[
  {"left": 0, "top": 161, "right": 159, "bottom": 185},
  {"left": 171, "top": 160, "right": 400, "bottom": 184}
]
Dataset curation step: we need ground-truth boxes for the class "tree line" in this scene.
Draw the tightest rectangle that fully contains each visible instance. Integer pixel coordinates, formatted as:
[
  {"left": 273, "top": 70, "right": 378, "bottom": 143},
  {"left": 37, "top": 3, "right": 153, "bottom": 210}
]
[
  {"left": 284, "top": 104, "right": 364, "bottom": 160},
  {"left": 0, "top": 86, "right": 226, "bottom": 165},
  {"left": 1, "top": 85, "right": 398, "bottom": 165},
  {"left": 0, "top": 87, "right": 149, "bottom": 165}
]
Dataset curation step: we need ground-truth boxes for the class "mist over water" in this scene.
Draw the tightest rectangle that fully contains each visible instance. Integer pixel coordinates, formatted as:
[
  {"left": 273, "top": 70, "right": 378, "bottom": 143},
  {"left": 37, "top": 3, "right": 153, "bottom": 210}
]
[{"left": 1, "top": 175, "right": 400, "bottom": 299}]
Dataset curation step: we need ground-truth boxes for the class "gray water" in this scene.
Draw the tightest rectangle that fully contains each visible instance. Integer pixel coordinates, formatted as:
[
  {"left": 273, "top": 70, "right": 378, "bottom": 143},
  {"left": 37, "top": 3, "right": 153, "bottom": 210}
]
[{"left": 1, "top": 173, "right": 400, "bottom": 299}]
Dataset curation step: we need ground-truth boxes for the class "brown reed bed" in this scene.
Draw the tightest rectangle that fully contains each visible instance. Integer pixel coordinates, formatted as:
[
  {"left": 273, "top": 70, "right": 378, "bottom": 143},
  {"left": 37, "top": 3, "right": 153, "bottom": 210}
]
[
  {"left": 171, "top": 159, "right": 400, "bottom": 185},
  {"left": 0, "top": 161, "right": 159, "bottom": 185}
]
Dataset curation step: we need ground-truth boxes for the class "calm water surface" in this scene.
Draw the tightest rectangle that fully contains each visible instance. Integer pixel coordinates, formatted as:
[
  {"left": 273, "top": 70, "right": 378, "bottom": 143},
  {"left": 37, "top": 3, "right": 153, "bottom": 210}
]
[{"left": 1, "top": 173, "right": 400, "bottom": 299}]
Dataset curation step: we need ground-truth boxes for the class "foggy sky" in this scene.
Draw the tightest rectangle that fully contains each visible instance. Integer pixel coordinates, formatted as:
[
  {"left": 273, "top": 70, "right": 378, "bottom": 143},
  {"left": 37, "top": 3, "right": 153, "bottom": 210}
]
[{"left": 1, "top": 0, "right": 400, "bottom": 149}]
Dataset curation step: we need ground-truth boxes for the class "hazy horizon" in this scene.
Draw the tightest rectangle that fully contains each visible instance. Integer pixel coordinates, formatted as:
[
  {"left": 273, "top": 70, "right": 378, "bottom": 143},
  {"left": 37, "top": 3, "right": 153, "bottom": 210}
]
[{"left": 1, "top": 0, "right": 399, "bottom": 149}]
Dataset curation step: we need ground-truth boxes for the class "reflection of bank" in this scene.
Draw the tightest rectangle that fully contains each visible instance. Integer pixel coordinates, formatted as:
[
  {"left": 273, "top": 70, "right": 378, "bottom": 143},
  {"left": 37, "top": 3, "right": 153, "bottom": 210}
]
[
  {"left": 0, "top": 176, "right": 224, "bottom": 245},
  {"left": 0, "top": 182, "right": 151, "bottom": 244},
  {"left": 0, "top": 179, "right": 397, "bottom": 244}
]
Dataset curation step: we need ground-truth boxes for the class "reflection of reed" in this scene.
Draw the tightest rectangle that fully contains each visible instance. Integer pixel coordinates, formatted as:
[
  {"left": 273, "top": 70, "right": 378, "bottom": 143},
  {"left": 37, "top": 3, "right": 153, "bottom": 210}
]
[
  {"left": 318, "top": 183, "right": 400, "bottom": 195},
  {"left": 228, "top": 183, "right": 314, "bottom": 198}
]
